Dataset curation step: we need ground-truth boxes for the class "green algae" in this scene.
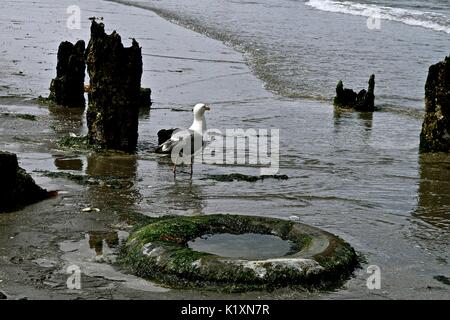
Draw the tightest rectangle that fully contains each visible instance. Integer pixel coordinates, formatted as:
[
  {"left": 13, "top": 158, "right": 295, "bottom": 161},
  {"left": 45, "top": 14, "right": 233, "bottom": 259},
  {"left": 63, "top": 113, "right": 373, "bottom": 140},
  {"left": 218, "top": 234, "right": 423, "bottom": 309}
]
[
  {"left": 203, "top": 173, "right": 289, "bottom": 182},
  {"left": 36, "top": 95, "right": 59, "bottom": 108},
  {"left": 36, "top": 170, "right": 99, "bottom": 186},
  {"left": 1, "top": 113, "right": 37, "bottom": 121},
  {"left": 57, "top": 135, "right": 99, "bottom": 151},
  {"left": 37, "top": 170, "right": 133, "bottom": 190}
]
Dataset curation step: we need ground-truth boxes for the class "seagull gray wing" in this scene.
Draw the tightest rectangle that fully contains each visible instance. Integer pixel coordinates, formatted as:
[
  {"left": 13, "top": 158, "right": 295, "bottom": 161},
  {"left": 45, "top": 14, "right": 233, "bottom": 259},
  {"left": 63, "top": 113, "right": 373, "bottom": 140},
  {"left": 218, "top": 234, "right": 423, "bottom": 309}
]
[{"left": 155, "top": 129, "right": 197, "bottom": 154}]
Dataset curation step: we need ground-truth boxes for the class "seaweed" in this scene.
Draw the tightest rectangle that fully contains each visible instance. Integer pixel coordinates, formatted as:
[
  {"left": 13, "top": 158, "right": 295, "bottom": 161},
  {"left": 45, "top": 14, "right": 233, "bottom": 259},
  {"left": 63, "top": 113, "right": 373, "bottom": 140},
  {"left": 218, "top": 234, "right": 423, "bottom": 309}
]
[{"left": 203, "top": 173, "right": 289, "bottom": 182}]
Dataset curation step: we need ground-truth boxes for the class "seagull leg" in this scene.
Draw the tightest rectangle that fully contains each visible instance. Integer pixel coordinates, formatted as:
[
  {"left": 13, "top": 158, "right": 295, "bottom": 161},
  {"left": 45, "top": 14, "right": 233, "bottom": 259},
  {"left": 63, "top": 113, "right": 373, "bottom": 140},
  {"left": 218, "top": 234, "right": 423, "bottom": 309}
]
[
  {"left": 173, "top": 163, "right": 177, "bottom": 179},
  {"left": 190, "top": 156, "right": 194, "bottom": 179}
]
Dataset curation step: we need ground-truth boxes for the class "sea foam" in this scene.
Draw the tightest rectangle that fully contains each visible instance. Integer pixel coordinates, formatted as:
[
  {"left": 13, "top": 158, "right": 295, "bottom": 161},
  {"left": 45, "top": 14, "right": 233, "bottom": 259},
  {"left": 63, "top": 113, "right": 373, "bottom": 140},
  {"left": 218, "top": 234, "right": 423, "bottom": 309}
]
[{"left": 305, "top": 0, "right": 450, "bottom": 34}]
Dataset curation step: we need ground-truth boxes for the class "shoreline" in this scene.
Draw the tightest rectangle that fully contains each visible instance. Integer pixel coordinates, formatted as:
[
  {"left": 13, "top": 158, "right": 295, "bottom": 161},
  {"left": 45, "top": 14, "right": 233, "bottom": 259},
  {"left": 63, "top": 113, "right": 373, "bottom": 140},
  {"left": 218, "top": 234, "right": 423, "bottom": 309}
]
[
  {"left": 105, "top": 0, "right": 448, "bottom": 115},
  {"left": 0, "top": 0, "right": 275, "bottom": 106}
]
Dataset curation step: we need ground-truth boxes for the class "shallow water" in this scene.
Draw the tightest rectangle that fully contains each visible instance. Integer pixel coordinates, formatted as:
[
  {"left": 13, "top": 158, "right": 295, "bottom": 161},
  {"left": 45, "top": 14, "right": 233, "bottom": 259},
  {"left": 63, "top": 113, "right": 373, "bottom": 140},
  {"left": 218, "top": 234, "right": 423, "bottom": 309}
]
[
  {"left": 0, "top": 0, "right": 449, "bottom": 299},
  {"left": 110, "top": 0, "right": 450, "bottom": 112},
  {"left": 188, "top": 233, "right": 295, "bottom": 260}
]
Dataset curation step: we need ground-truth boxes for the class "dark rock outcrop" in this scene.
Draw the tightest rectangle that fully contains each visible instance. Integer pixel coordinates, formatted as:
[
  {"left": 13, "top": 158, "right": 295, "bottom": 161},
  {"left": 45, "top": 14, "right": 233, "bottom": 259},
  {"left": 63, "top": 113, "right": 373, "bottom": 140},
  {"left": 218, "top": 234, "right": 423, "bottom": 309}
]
[
  {"left": 157, "top": 128, "right": 177, "bottom": 146},
  {"left": 0, "top": 151, "right": 50, "bottom": 213},
  {"left": 49, "top": 40, "right": 86, "bottom": 108},
  {"left": 420, "top": 55, "right": 450, "bottom": 153},
  {"left": 333, "top": 75, "right": 375, "bottom": 111},
  {"left": 86, "top": 20, "right": 143, "bottom": 152}
]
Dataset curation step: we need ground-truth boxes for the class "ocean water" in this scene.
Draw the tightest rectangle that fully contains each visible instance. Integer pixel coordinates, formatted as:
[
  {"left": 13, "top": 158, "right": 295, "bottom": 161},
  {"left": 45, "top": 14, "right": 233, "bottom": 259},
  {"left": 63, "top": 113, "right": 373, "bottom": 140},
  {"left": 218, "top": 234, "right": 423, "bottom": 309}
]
[{"left": 110, "top": 0, "right": 450, "bottom": 114}]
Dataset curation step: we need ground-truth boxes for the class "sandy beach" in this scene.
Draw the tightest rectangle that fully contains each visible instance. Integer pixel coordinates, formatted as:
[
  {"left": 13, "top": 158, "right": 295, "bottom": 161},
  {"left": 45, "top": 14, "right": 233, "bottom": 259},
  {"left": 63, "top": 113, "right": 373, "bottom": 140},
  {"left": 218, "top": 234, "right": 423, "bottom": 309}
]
[{"left": 0, "top": 0, "right": 449, "bottom": 300}]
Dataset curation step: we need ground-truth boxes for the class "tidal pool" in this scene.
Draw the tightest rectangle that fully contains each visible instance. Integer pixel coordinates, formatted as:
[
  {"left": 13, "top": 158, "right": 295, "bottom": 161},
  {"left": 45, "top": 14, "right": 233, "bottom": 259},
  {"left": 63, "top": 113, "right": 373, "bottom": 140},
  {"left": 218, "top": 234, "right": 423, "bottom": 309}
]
[{"left": 188, "top": 233, "right": 294, "bottom": 260}]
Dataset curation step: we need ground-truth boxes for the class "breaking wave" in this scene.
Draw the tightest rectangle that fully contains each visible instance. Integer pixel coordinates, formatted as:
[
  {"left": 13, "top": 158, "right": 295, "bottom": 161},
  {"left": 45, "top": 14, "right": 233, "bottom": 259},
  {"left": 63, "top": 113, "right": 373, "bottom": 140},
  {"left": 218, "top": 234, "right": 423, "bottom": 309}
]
[{"left": 305, "top": 0, "right": 450, "bottom": 34}]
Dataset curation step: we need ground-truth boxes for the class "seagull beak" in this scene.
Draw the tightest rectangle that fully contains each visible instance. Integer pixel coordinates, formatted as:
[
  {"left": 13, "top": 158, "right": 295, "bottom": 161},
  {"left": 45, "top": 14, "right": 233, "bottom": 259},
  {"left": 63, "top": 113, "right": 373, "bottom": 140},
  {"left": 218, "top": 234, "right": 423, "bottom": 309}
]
[{"left": 205, "top": 105, "right": 211, "bottom": 111}]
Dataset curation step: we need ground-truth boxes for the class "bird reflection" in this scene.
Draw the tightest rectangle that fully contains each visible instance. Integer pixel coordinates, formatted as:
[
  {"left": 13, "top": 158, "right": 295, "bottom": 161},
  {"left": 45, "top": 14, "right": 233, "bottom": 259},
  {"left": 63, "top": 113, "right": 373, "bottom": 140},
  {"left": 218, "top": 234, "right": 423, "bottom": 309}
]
[{"left": 163, "top": 180, "right": 205, "bottom": 215}]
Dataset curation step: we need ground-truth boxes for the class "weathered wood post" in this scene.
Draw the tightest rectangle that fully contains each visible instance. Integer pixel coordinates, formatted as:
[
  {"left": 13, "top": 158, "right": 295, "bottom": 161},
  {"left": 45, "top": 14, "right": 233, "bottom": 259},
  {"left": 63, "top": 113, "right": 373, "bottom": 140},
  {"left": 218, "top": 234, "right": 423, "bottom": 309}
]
[
  {"left": 420, "top": 55, "right": 450, "bottom": 153},
  {"left": 333, "top": 74, "right": 375, "bottom": 111},
  {"left": 49, "top": 40, "right": 86, "bottom": 108},
  {"left": 85, "top": 20, "right": 143, "bottom": 152}
]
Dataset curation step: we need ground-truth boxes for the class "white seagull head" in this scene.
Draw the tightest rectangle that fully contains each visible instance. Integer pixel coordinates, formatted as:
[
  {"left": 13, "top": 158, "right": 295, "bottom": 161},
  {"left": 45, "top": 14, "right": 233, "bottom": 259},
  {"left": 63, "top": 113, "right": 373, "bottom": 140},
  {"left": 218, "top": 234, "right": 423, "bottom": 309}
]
[{"left": 193, "top": 103, "right": 211, "bottom": 118}]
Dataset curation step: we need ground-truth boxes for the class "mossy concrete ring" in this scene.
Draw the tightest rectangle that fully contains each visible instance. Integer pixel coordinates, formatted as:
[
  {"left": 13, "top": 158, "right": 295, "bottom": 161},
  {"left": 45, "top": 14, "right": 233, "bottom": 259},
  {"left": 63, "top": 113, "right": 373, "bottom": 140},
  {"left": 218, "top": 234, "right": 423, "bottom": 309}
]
[{"left": 120, "top": 214, "right": 359, "bottom": 291}]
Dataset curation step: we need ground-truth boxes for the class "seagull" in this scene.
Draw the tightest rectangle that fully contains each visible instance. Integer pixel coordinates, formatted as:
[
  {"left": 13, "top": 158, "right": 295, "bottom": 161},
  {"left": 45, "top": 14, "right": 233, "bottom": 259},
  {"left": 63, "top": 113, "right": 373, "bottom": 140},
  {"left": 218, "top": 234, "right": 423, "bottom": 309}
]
[{"left": 155, "top": 103, "right": 211, "bottom": 178}]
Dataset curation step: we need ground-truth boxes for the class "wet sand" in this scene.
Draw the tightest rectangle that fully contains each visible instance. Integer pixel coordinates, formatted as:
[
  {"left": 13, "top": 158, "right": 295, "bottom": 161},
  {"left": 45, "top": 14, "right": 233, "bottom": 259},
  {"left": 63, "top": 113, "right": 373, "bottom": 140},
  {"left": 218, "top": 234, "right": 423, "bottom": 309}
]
[{"left": 0, "top": 0, "right": 449, "bottom": 300}]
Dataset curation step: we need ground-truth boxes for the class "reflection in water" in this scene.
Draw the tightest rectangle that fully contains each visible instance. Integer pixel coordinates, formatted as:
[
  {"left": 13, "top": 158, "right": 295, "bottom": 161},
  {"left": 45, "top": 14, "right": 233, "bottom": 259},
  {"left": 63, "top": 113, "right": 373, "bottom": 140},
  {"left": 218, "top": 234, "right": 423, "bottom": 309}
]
[
  {"left": 357, "top": 112, "right": 373, "bottom": 131},
  {"left": 333, "top": 109, "right": 373, "bottom": 134},
  {"left": 86, "top": 154, "right": 138, "bottom": 177},
  {"left": 155, "top": 153, "right": 174, "bottom": 168},
  {"left": 415, "top": 154, "right": 450, "bottom": 231},
  {"left": 188, "top": 233, "right": 294, "bottom": 260},
  {"left": 88, "top": 231, "right": 119, "bottom": 256},
  {"left": 411, "top": 154, "right": 450, "bottom": 260},
  {"left": 153, "top": 180, "right": 205, "bottom": 215},
  {"left": 54, "top": 157, "right": 83, "bottom": 171},
  {"left": 85, "top": 154, "right": 141, "bottom": 210}
]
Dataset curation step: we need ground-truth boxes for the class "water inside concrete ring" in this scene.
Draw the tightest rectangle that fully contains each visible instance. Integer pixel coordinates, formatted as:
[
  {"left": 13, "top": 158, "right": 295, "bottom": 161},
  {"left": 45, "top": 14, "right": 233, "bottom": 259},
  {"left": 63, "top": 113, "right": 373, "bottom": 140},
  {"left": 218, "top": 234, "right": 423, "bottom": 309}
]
[{"left": 188, "top": 233, "right": 295, "bottom": 260}]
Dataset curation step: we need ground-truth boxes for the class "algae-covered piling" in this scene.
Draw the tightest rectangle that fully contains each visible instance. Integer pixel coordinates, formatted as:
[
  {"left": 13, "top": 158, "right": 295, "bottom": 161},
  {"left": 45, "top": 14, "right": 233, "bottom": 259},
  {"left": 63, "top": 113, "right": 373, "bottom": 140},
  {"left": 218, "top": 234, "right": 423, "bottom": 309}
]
[
  {"left": 334, "top": 75, "right": 375, "bottom": 112},
  {"left": 48, "top": 40, "right": 86, "bottom": 108},
  {"left": 86, "top": 20, "right": 143, "bottom": 153},
  {"left": 420, "top": 55, "right": 450, "bottom": 153}
]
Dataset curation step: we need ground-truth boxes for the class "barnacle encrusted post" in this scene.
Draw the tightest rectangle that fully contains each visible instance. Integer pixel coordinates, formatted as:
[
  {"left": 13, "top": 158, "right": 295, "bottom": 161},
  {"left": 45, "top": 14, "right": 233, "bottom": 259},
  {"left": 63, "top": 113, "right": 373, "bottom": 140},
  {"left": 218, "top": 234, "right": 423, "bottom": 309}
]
[
  {"left": 48, "top": 40, "right": 86, "bottom": 108},
  {"left": 85, "top": 20, "right": 143, "bottom": 152},
  {"left": 420, "top": 55, "right": 450, "bottom": 153},
  {"left": 333, "top": 75, "right": 375, "bottom": 111}
]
